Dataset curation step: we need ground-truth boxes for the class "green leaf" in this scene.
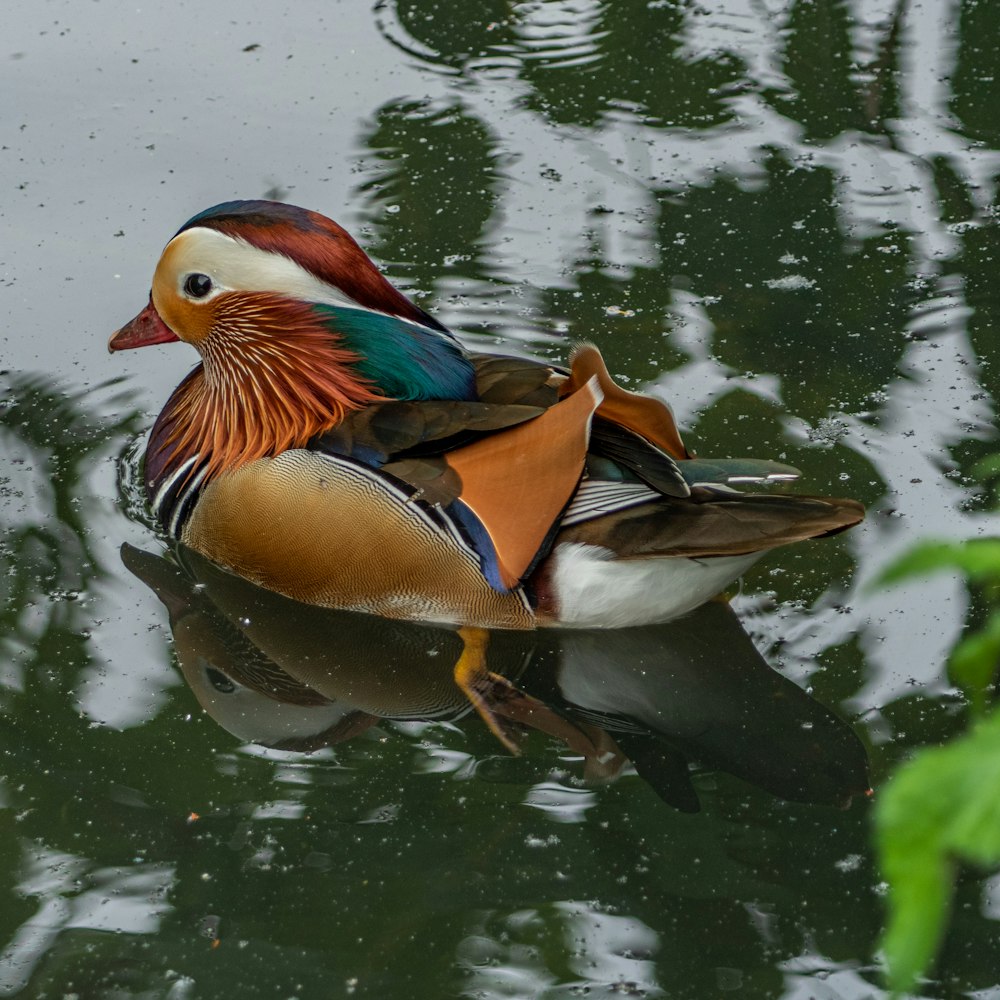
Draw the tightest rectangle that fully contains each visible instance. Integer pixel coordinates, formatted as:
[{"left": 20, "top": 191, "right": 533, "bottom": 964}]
[
  {"left": 873, "top": 539, "right": 1000, "bottom": 588},
  {"left": 949, "top": 610, "right": 1000, "bottom": 714},
  {"left": 877, "top": 709, "right": 1000, "bottom": 994}
]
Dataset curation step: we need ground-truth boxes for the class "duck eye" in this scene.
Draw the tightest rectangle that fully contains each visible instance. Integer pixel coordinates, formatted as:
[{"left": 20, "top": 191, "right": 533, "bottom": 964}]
[{"left": 183, "top": 273, "right": 213, "bottom": 299}]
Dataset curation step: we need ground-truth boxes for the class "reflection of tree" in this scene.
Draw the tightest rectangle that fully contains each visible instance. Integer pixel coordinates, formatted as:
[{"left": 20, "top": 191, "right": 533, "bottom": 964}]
[
  {"left": 377, "top": 0, "right": 510, "bottom": 72},
  {"left": 524, "top": 152, "right": 912, "bottom": 421},
  {"left": 356, "top": 99, "right": 504, "bottom": 295},
  {"left": 924, "top": 182, "right": 998, "bottom": 498},
  {"left": 952, "top": 0, "right": 1000, "bottom": 145},
  {"left": 0, "top": 374, "right": 138, "bottom": 654},
  {"left": 382, "top": 0, "right": 745, "bottom": 129},
  {"left": 655, "top": 156, "right": 914, "bottom": 411},
  {"left": 780, "top": 0, "right": 869, "bottom": 140},
  {"left": 2, "top": 0, "right": 994, "bottom": 990},
  {"left": 0, "top": 371, "right": 142, "bottom": 787},
  {"left": 0, "top": 373, "right": 151, "bottom": 988}
]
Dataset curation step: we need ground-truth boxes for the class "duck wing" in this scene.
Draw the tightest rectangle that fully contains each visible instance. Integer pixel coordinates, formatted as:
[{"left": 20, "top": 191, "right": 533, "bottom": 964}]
[
  {"left": 312, "top": 346, "right": 859, "bottom": 586},
  {"left": 558, "top": 487, "right": 864, "bottom": 559},
  {"left": 313, "top": 372, "right": 605, "bottom": 592}
]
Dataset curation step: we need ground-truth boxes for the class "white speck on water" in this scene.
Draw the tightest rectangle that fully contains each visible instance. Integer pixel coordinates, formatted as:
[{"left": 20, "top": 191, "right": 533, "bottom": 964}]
[
  {"left": 764, "top": 274, "right": 816, "bottom": 291},
  {"left": 835, "top": 854, "right": 864, "bottom": 872}
]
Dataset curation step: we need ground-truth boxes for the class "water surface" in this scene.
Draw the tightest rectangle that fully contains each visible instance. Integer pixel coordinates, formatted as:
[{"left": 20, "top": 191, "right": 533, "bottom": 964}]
[{"left": 2, "top": 0, "right": 998, "bottom": 996}]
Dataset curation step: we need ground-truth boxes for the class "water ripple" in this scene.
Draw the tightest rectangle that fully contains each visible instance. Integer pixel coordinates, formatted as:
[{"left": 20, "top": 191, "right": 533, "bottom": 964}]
[
  {"left": 377, "top": 0, "right": 609, "bottom": 78},
  {"left": 506, "top": 0, "right": 609, "bottom": 68}
]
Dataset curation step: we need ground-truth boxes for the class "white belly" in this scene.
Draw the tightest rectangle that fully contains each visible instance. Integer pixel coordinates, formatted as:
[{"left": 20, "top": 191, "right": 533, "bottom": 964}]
[{"left": 546, "top": 542, "right": 761, "bottom": 628}]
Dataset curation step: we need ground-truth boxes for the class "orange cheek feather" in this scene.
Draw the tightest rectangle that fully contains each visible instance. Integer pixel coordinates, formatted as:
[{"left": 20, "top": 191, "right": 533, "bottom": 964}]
[
  {"left": 151, "top": 244, "right": 215, "bottom": 346},
  {"left": 152, "top": 278, "right": 214, "bottom": 346}
]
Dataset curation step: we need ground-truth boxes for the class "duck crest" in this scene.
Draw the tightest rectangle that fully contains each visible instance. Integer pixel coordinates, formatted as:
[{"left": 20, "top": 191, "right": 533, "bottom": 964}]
[
  {"left": 145, "top": 294, "right": 384, "bottom": 534},
  {"left": 177, "top": 200, "right": 449, "bottom": 334}
]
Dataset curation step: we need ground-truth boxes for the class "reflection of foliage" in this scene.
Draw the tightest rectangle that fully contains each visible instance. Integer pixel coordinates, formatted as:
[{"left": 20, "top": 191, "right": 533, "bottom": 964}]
[
  {"left": 379, "top": 0, "right": 509, "bottom": 71},
  {"left": 0, "top": 374, "right": 140, "bottom": 641},
  {"left": 537, "top": 150, "right": 915, "bottom": 416},
  {"left": 970, "top": 453, "right": 1000, "bottom": 507},
  {"left": 0, "top": 370, "right": 143, "bottom": 804},
  {"left": 0, "top": 373, "right": 146, "bottom": 983},
  {"left": 356, "top": 99, "right": 504, "bottom": 291},
  {"left": 781, "top": 0, "right": 866, "bottom": 140},
  {"left": 383, "top": 0, "right": 745, "bottom": 129},
  {"left": 653, "top": 156, "right": 915, "bottom": 413},
  {"left": 952, "top": 0, "right": 1000, "bottom": 145},
  {"left": 876, "top": 526, "right": 1000, "bottom": 994},
  {"left": 510, "top": 1, "right": 745, "bottom": 130},
  {"left": 963, "top": 215, "right": 1000, "bottom": 382},
  {"left": 378, "top": 0, "right": 919, "bottom": 152}
]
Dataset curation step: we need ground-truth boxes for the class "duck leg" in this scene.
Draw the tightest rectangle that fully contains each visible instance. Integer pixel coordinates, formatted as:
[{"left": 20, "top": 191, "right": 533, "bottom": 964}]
[
  {"left": 453, "top": 626, "right": 526, "bottom": 754},
  {"left": 453, "top": 627, "right": 628, "bottom": 782}
]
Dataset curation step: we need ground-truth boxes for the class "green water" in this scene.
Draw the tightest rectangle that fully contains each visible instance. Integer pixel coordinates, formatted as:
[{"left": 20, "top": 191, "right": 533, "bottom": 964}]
[{"left": 2, "top": 0, "right": 998, "bottom": 996}]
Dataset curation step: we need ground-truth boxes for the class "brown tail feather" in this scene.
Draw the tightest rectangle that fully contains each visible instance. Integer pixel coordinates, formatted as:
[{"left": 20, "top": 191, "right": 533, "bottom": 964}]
[{"left": 557, "top": 491, "right": 864, "bottom": 559}]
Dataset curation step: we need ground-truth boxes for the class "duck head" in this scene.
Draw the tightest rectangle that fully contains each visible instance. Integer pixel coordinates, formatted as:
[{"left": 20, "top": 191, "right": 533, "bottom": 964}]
[
  {"left": 109, "top": 200, "right": 450, "bottom": 353},
  {"left": 110, "top": 200, "right": 475, "bottom": 485}
]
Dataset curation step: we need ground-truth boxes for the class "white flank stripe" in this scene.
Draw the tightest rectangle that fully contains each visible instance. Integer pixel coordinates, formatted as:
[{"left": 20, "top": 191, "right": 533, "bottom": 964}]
[
  {"left": 727, "top": 473, "right": 799, "bottom": 483},
  {"left": 168, "top": 465, "right": 209, "bottom": 539},
  {"left": 151, "top": 455, "right": 198, "bottom": 520},
  {"left": 562, "top": 479, "right": 659, "bottom": 527}
]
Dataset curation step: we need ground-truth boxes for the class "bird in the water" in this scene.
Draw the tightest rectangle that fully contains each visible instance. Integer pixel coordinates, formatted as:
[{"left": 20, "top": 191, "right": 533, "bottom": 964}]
[{"left": 110, "top": 200, "right": 863, "bottom": 629}]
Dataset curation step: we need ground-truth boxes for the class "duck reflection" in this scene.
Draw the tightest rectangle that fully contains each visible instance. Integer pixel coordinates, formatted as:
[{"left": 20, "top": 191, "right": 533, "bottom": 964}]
[{"left": 123, "top": 544, "right": 868, "bottom": 812}]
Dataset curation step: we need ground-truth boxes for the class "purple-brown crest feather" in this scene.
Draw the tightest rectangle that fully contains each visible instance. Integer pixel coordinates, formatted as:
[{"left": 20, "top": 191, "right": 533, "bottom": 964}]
[{"left": 178, "top": 200, "right": 448, "bottom": 333}]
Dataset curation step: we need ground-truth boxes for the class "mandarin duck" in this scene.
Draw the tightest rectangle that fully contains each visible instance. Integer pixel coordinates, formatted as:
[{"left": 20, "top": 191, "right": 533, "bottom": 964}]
[{"left": 110, "top": 200, "right": 863, "bottom": 629}]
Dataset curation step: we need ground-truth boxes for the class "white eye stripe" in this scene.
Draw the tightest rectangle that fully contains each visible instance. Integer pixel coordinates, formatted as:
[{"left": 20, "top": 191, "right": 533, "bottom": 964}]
[
  {"left": 162, "top": 225, "right": 460, "bottom": 347},
  {"left": 166, "top": 227, "right": 362, "bottom": 310}
]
